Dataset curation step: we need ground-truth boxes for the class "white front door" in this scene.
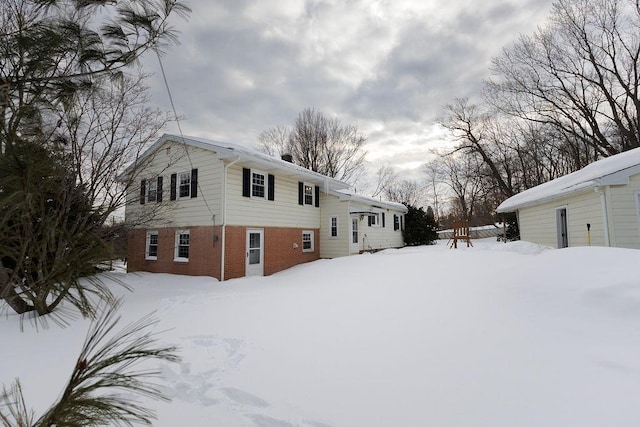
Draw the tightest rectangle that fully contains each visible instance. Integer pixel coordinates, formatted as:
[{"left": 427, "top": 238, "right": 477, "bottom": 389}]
[
  {"left": 350, "top": 216, "right": 359, "bottom": 253},
  {"left": 246, "top": 229, "right": 264, "bottom": 276}
]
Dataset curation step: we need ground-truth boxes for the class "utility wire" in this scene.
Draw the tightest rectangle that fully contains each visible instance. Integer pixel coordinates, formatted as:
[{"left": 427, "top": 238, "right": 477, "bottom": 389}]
[{"left": 156, "top": 50, "right": 215, "bottom": 221}]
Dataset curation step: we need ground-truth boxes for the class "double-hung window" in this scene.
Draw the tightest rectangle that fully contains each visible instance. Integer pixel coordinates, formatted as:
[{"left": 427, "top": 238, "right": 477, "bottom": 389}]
[
  {"left": 146, "top": 231, "right": 158, "bottom": 260},
  {"left": 174, "top": 230, "right": 190, "bottom": 262},
  {"left": 178, "top": 171, "right": 191, "bottom": 198},
  {"left": 302, "top": 230, "right": 314, "bottom": 252},
  {"left": 330, "top": 216, "right": 338, "bottom": 237},
  {"left": 252, "top": 171, "right": 266, "bottom": 198},
  {"left": 147, "top": 179, "right": 158, "bottom": 203},
  {"left": 304, "top": 184, "right": 314, "bottom": 205}
]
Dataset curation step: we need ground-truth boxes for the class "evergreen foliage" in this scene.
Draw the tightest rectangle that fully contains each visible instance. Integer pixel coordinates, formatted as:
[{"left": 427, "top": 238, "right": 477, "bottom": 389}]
[
  {"left": 0, "top": 140, "right": 116, "bottom": 318},
  {"left": 0, "top": 301, "right": 180, "bottom": 426},
  {"left": 504, "top": 212, "right": 520, "bottom": 241},
  {"left": 0, "top": 0, "right": 189, "bottom": 317},
  {"left": 403, "top": 204, "right": 438, "bottom": 246}
]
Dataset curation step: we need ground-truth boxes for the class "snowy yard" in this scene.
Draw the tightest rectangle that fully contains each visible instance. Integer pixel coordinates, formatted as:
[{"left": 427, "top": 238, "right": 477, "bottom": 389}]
[{"left": 2, "top": 239, "right": 640, "bottom": 426}]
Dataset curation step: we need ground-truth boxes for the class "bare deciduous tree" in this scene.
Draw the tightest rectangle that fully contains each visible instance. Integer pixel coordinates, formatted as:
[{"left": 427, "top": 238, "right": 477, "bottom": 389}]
[
  {"left": 486, "top": 0, "right": 640, "bottom": 157},
  {"left": 258, "top": 108, "right": 367, "bottom": 184},
  {"left": 370, "top": 165, "right": 399, "bottom": 199}
]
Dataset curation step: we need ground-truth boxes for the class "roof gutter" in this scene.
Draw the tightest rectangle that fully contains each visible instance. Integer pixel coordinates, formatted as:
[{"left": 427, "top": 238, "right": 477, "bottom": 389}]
[{"left": 221, "top": 153, "right": 242, "bottom": 281}]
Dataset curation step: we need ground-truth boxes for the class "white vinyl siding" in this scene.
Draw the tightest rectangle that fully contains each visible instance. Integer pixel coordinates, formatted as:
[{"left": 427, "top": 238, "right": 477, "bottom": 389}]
[
  {"left": 518, "top": 190, "right": 605, "bottom": 248},
  {"left": 319, "top": 193, "right": 350, "bottom": 258},
  {"left": 125, "top": 141, "right": 224, "bottom": 228},
  {"left": 607, "top": 174, "right": 640, "bottom": 249},
  {"left": 350, "top": 201, "right": 404, "bottom": 253},
  {"left": 226, "top": 164, "right": 320, "bottom": 228}
]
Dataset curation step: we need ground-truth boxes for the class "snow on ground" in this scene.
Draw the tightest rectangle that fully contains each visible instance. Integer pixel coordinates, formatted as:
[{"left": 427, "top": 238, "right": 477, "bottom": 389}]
[{"left": 2, "top": 239, "right": 640, "bottom": 426}]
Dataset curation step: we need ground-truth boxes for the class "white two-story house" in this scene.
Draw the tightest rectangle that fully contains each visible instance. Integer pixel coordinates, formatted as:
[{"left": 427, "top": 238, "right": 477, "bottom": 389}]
[{"left": 124, "top": 134, "right": 407, "bottom": 280}]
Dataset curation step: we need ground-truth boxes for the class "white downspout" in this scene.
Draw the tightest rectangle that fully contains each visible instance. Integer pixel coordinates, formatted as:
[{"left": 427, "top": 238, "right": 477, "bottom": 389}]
[
  {"left": 595, "top": 187, "right": 611, "bottom": 247},
  {"left": 221, "top": 154, "right": 241, "bottom": 280}
]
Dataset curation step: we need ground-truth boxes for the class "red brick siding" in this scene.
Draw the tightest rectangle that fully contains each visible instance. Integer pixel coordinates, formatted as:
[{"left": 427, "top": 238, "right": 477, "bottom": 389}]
[
  {"left": 127, "top": 226, "right": 222, "bottom": 279},
  {"left": 264, "top": 227, "right": 319, "bottom": 275},
  {"left": 129, "top": 225, "right": 319, "bottom": 281},
  {"left": 223, "top": 226, "right": 246, "bottom": 280}
]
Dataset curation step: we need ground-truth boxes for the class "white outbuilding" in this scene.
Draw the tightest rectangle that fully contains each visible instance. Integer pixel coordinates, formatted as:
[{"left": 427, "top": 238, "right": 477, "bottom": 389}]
[{"left": 496, "top": 148, "right": 640, "bottom": 249}]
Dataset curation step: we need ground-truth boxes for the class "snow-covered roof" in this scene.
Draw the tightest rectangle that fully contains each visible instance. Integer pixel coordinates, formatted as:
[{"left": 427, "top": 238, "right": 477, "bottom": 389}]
[
  {"left": 497, "top": 147, "right": 640, "bottom": 212},
  {"left": 331, "top": 189, "right": 408, "bottom": 213},
  {"left": 125, "top": 133, "right": 351, "bottom": 191}
]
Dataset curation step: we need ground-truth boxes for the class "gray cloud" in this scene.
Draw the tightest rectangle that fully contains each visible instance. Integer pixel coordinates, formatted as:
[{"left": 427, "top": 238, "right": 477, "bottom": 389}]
[{"left": 142, "top": 0, "right": 554, "bottom": 183}]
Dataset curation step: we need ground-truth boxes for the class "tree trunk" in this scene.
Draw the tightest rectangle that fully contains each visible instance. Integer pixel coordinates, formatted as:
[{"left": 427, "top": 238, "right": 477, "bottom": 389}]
[{"left": 0, "top": 267, "right": 35, "bottom": 314}]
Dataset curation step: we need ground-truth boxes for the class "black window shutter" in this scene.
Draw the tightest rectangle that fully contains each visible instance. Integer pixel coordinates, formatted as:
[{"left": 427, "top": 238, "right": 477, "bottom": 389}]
[
  {"left": 368, "top": 215, "right": 372, "bottom": 226},
  {"left": 382, "top": 212, "right": 386, "bottom": 227},
  {"left": 394, "top": 215, "right": 399, "bottom": 230},
  {"left": 298, "top": 182, "right": 304, "bottom": 205},
  {"left": 314, "top": 185, "right": 320, "bottom": 207},
  {"left": 140, "top": 179, "right": 146, "bottom": 204},
  {"left": 170, "top": 174, "right": 177, "bottom": 200},
  {"left": 243, "top": 168, "right": 251, "bottom": 197},
  {"left": 400, "top": 215, "right": 404, "bottom": 231},
  {"left": 190, "top": 168, "right": 198, "bottom": 198},
  {"left": 157, "top": 176, "right": 163, "bottom": 202},
  {"left": 268, "top": 174, "right": 275, "bottom": 201}
]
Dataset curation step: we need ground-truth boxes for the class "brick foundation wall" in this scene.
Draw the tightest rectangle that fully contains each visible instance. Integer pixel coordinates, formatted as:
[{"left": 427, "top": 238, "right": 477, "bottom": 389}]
[
  {"left": 224, "top": 226, "right": 321, "bottom": 280},
  {"left": 264, "top": 227, "right": 319, "bottom": 276},
  {"left": 128, "top": 225, "right": 319, "bottom": 281},
  {"left": 127, "top": 226, "right": 222, "bottom": 279},
  {"left": 223, "top": 226, "right": 246, "bottom": 280}
]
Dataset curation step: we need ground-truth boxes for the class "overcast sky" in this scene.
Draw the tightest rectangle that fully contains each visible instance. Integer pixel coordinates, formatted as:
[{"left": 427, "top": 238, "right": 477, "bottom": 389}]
[{"left": 142, "top": 0, "right": 555, "bottom": 184}]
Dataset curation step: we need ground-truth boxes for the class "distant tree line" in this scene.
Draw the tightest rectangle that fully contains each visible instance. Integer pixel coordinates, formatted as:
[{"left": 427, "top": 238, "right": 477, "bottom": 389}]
[
  {"left": 372, "top": 0, "right": 640, "bottom": 235},
  {"left": 432, "top": 0, "right": 640, "bottom": 226}
]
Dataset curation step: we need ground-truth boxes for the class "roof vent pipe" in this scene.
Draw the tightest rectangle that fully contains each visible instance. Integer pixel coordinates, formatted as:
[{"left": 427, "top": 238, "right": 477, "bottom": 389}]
[{"left": 281, "top": 154, "right": 293, "bottom": 163}]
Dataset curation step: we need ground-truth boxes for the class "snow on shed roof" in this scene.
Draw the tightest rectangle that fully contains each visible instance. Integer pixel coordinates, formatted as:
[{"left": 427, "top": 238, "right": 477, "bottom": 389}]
[{"left": 496, "top": 147, "right": 640, "bottom": 213}]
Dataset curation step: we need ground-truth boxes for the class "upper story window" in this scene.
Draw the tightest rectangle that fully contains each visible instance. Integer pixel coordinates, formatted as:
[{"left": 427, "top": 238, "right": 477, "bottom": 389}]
[
  {"left": 252, "top": 171, "right": 266, "bottom": 198},
  {"left": 178, "top": 171, "right": 191, "bottom": 198},
  {"left": 170, "top": 169, "right": 198, "bottom": 201},
  {"left": 304, "top": 184, "right": 313, "bottom": 205},
  {"left": 147, "top": 179, "right": 158, "bottom": 203},
  {"left": 298, "top": 182, "right": 319, "bottom": 207},
  {"left": 243, "top": 168, "right": 274, "bottom": 201},
  {"left": 139, "top": 176, "right": 163, "bottom": 204}
]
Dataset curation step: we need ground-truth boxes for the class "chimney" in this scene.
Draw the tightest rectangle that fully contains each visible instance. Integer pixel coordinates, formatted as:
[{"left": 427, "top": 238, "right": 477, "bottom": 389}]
[{"left": 281, "top": 154, "right": 293, "bottom": 163}]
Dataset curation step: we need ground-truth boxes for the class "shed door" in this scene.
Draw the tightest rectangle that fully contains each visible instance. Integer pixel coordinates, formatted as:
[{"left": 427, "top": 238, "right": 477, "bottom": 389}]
[
  {"left": 246, "top": 229, "right": 264, "bottom": 276},
  {"left": 556, "top": 208, "right": 568, "bottom": 248}
]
